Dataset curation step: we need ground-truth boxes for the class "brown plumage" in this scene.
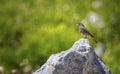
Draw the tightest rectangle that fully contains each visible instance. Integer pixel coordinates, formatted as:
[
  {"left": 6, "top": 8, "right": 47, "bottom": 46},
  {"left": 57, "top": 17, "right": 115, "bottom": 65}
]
[{"left": 78, "top": 23, "right": 97, "bottom": 43}]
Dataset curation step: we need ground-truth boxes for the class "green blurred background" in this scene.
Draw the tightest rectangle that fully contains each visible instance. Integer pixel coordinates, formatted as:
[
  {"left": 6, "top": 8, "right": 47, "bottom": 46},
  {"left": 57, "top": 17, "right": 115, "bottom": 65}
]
[{"left": 0, "top": 0, "right": 120, "bottom": 74}]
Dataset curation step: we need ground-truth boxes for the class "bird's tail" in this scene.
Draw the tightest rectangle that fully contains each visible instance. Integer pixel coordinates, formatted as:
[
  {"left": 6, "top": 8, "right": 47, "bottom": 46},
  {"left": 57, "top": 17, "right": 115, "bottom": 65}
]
[
  {"left": 89, "top": 34, "right": 97, "bottom": 43},
  {"left": 92, "top": 37, "right": 97, "bottom": 43}
]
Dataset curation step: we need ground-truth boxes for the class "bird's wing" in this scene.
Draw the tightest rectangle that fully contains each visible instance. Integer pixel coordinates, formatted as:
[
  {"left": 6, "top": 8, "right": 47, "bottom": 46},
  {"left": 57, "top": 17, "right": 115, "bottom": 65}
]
[{"left": 82, "top": 29, "right": 95, "bottom": 38}]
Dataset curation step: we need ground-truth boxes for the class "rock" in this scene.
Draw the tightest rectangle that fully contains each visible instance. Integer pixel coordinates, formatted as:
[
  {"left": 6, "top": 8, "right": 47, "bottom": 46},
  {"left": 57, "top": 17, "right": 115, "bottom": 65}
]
[{"left": 33, "top": 38, "right": 111, "bottom": 74}]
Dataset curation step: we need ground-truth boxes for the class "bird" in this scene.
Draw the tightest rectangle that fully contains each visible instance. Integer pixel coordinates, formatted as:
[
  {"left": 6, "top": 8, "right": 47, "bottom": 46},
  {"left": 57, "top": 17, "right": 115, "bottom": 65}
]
[{"left": 77, "top": 23, "right": 97, "bottom": 43}]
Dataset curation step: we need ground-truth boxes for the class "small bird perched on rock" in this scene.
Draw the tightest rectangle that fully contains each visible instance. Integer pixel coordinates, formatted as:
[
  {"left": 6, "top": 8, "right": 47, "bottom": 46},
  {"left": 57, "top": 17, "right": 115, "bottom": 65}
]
[{"left": 77, "top": 23, "right": 97, "bottom": 43}]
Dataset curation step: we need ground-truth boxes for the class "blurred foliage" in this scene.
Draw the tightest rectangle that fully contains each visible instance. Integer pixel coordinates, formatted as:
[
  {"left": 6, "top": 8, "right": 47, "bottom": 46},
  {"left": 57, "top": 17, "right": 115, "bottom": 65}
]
[{"left": 0, "top": 0, "right": 120, "bottom": 73}]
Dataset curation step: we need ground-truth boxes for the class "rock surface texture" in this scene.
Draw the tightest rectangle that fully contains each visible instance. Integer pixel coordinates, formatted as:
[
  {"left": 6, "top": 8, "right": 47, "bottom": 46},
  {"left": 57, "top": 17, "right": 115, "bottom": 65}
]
[{"left": 33, "top": 38, "right": 111, "bottom": 74}]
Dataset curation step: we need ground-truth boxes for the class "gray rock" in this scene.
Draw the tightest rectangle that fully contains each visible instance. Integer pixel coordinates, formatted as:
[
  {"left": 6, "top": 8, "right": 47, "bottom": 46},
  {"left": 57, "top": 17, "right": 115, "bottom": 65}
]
[{"left": 33, "top": 38, "right": 111, "bottom": 74}]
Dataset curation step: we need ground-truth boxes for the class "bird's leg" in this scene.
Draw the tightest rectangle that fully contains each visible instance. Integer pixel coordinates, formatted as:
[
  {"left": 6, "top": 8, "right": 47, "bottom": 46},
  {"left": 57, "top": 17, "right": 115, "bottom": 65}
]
[{"left": 84, "top": 35, "right": 87, "bottom": 39}]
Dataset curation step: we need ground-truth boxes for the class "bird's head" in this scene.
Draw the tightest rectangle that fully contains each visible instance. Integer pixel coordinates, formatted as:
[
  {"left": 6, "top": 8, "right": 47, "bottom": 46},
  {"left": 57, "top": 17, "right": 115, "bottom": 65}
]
[{"left": 77, "top": 23, "right": 85, "bottom": 28}]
